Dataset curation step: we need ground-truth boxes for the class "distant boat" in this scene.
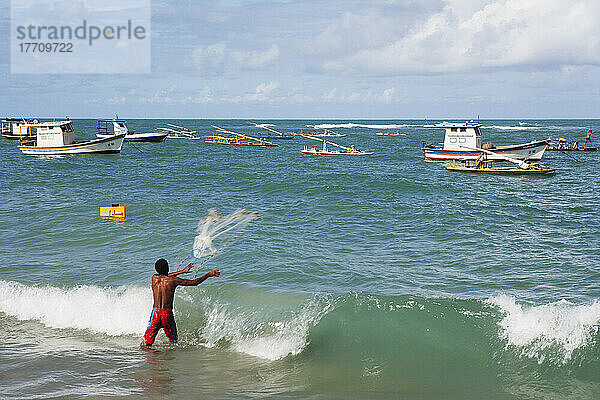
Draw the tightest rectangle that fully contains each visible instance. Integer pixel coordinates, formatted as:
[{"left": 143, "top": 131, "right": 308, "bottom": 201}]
[
  {"left": 251, "top": 123, "right": 294, "bottom": 140},
  {"left": 18, "top": 120, "right": 125, "bottom": 155},
  {"left": 158, "top": 123, "right": 201, "bottom": 139},
  {"left": 376, "top": 131, "right": 401, "bottom": 136},
  {"left": 546, "top": 138, "right": 597, "bottom": 151},
  {"left": 421, "top": 121, "right": 549, "bottom": 161},
  {"left": 312, "top": 128, "right": 347, "bottom": 137},
  {"left": 206, "top": 126, "right": 278, "bottom": 147},
  {"left": 300, "top": 134, "right": 373, "bottom": 155},
  {"left": 2, "top": 117, "right": 38, "bottom": 140},
  {"left": 96, "top": 119, "right": 167, "bottom": 142},
  {"left": 291, "top": 128, "right": 347, "bottom": 137}
]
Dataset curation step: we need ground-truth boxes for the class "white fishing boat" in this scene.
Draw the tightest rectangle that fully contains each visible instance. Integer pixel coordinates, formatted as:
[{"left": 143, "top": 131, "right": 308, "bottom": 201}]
[
  {"left": 421, "top": 122, "right": 548, "bottom": 161},
  {"left": 2, "top": 118, "right": 37, "bottom": 140},
  {"left": 96, "top": 119, "right": 167, "bottom": 142},
  {"left": 292, "top": 128, "right": 347, "bottom": 137},
  {"left": 376, "top": 131, "right": 401, "bottom": 136},
  {"left": 300, "top": 135, "right": 373, "bottom": 155},
  {"left": 312, "top": 128, "right": 347, "bottom": 137},
  {"left": 18, "top": 120, "right": 125, "bottom": 155}
]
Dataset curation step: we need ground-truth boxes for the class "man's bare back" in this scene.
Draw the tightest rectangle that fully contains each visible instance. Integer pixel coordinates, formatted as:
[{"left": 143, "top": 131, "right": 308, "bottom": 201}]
[
  {"left": 151, "top": 264, "right": 220, "bottom": 309},
  {"left": 143, "top": 258, "right": 219, "bottom": 346}
]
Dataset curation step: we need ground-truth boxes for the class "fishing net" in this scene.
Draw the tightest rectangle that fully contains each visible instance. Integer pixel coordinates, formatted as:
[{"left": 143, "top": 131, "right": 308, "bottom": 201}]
[{"left": 189, "top": 209, "right": 259, "bottom": 274}]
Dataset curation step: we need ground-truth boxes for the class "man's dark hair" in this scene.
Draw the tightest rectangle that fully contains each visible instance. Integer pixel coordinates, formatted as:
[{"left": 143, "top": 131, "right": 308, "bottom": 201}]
[{"left": 155, "top": 258, "right": 169, "bottom": 276}]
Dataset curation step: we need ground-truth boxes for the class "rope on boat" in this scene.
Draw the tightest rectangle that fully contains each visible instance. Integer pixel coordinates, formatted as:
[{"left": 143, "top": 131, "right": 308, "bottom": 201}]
[
  {"left": 559, "top": 150, "right": 580, "bottom": 162},
  {"left": 128, "top": 141, "right": 144, "bottom": 153}
]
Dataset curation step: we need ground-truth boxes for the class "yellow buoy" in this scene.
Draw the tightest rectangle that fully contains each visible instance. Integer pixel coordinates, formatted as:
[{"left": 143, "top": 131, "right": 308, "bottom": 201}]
[{"left": 99, "top": 204, "right": 126, "bottom": 219}]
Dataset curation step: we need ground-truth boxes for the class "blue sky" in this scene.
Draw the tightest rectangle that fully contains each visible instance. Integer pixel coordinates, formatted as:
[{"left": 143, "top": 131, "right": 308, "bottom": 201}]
[{"left": 2, "top": 0, "right": 600, "bottom": 119}]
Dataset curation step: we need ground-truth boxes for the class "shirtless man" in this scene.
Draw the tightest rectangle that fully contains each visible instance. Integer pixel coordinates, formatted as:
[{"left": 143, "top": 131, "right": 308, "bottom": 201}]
[
  {"left": 142, "top": 258, "right": 219, "bottom": 346},
  {"left": 584, "top": 129, "right": 595, "bottom": 149}
]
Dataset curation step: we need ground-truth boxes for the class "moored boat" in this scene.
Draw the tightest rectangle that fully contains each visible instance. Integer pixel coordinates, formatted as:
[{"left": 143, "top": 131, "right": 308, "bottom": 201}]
[
  {"left": 18, "top": 120, "right": 125, "bottom": 155},
  {"left": 206, "top": 126, "right": 278, "bottom": 147},
  {"left": 158, "top": 123, "right": 200, "bottom": 139},
  {"left": 291, "top": 128, "right": 347, "bottom": 137},
  {"left": 446, "top": 161, "right": 556, "bottom": 175},
  {"left": 300, "top": 135, "right": 373, "bottom": 155},
  {"left": 251, "top": 123, "right": 294, "bottom": 140},
  {"left": 96, "top": 119, "right": 167, "bottom": 142},
  {"left": 2, "top": 118, "right": 37, "bottom": 140},
  {"left": 422, "top": 122, "right": 549, "bottom": 161},
  {"left": 376, "top": 131, "right": 401, "bottom": 136},
  {"left": 445, "top": 149, "right": 556, "bottom": 175},
  {"left": 546, "top": 138, "right": 597, "bottom": 151}
]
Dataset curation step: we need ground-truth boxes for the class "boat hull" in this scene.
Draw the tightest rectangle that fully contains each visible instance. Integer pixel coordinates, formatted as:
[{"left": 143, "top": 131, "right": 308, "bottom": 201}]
[
  {"left": 423, "top": 140, "right": 548, "bottom": 161},
  {"left": 19, "top": 134, "right": 125, "bottom": 155},
  {"left": 3, "top": 134, "right": 36, "bottom": 140},
  {"left": 301, "top": 150, "right": 373, "bottom": 155},
  {"left": 96, "top": 132, "right": 167, "bottom": 142},
  {"left": 547, "top": 146, "right": 597, "bottom": 152},
  {"left": 258, "top": 136, "right": 294, "bottom": 140},
  {"left": 446, "top": 165, "right": 556, "bottom": 175}
]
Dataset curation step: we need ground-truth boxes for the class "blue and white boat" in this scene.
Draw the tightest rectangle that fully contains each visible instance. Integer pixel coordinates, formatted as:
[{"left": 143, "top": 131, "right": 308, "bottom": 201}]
[
  {"left": 96, "top": 119, "right": 167, "bottom": 143},
  {"left": 421, "top": 121, "right": 548, "bottom": 161}
]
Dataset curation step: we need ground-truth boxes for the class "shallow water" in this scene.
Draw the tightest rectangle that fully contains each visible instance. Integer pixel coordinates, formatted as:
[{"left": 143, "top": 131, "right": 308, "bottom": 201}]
[{"left": 1, "top": 119, "right": 599, "bottom": 399}]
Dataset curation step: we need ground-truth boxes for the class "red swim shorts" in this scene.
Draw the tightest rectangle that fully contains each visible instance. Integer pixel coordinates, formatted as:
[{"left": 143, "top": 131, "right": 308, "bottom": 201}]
[{"left": 143, "top": 308, "right": 178, "bottom": 345}]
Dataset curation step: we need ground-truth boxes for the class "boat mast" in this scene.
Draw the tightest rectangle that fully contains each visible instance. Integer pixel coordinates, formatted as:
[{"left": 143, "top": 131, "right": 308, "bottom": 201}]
[
  {"left": 250, "top": 123, "right": 285, "bottom": 136},
  {"left": 212, "top": 125, "right": 277, "bottom": 146},
  {"left": 322, "top": 128, "right": 340, "bottom": 136},
  {"left": 459, "top": 145, "right": 530, "bottom": 169},
  {"left": 300, "top": 134, "right": 353, "bottom": 151}
]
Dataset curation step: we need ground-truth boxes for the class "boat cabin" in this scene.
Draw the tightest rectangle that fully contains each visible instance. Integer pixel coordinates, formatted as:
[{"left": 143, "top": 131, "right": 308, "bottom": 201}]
[
  {"left": 436, "top": 121, "right": 482, "bottom": 151},
  {"left": 1, "top": 118, "right": 37, "bottom": 139},
  {"left": 97, "top": 119, "right": 129, "bottom": 136},
  {"left": 20, "top": 121, "right": 75, "bottom": 147}
]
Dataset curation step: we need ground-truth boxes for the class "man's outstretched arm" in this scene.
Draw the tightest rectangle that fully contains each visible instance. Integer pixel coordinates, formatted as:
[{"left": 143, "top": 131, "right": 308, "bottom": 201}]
[
  {"left": 169, "top": 263, "right": 194, "bottom": 277},
  {"left": 176, "top": 269, "right": 220, "bottom": 286}
]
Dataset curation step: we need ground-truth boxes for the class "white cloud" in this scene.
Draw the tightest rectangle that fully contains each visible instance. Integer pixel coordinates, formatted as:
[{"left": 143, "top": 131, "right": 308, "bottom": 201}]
[
  {"left": 185, "top": 86, "right": 214, "bottom": 104},
  {"left": 192, "top": 43, "right": 227, "bottom": 74},
  {"left": 309, "top": 12, "right": 402, "bottom": 56},
  {"left": 226, "top": 82, "right": 280, "bottom": 103},
  {"left": 191, "top": 43, "right": 279, "bottom": 74},
  {"left": 320, "top": 0, "right": 600, "bottom": 75},
  {"left": 106, "top": 95, "right": 126, "bottom": 104},
  {"left": 139, "top": 87, "right": 175, "bottom": 104},
  {"left": 321, "top": 87, "right": 396, "bottom": 104},
  {"left": 231, "top": 45, "right": 280, "bottom": 69}
]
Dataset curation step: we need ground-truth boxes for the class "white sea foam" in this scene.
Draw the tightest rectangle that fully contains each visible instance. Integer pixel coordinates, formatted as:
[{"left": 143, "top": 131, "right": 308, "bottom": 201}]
[
  {"left": 488, "top": 294, "right": 600, "bottom": 362},
  {"left": 310, "top": 123, "right": 419, "bottom": 129},
  {"left": 0, "top": 278, "right": 332, "bottom": 361},
  {"left": 485, "top": 125, "right": 544, "bottom": 130},
  {"left": 0, "top": 280, "right": 151, "bottom": 336},
  {"left": 199, "top": 297, "right": 332, "bottom": 361}
]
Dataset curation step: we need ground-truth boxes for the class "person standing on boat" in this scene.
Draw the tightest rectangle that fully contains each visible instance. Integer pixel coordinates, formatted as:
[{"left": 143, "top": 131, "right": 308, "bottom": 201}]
[
  {"left": 142, "top": 259, "right": 219, "bottom": 346},
  {"left": 584, "top": 129, "right": 595, "bottom": 148}
]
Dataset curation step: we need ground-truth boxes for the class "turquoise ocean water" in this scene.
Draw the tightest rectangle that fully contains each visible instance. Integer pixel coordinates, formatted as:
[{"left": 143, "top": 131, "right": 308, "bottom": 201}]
[{"left": 1, "top": 119, "right": 599, "bottom": 399}]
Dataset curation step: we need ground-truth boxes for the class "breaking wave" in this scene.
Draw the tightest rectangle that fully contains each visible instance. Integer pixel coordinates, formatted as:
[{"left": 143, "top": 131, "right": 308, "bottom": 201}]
[
  {"left": 310, "top": 123, "right": 420, "bottom": 129},
  {"left": 488, "top": 294, "right": 600, "bottom": 363},
  {"left": 1, "top": 280, "right": 598, "bottom": 366}
]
